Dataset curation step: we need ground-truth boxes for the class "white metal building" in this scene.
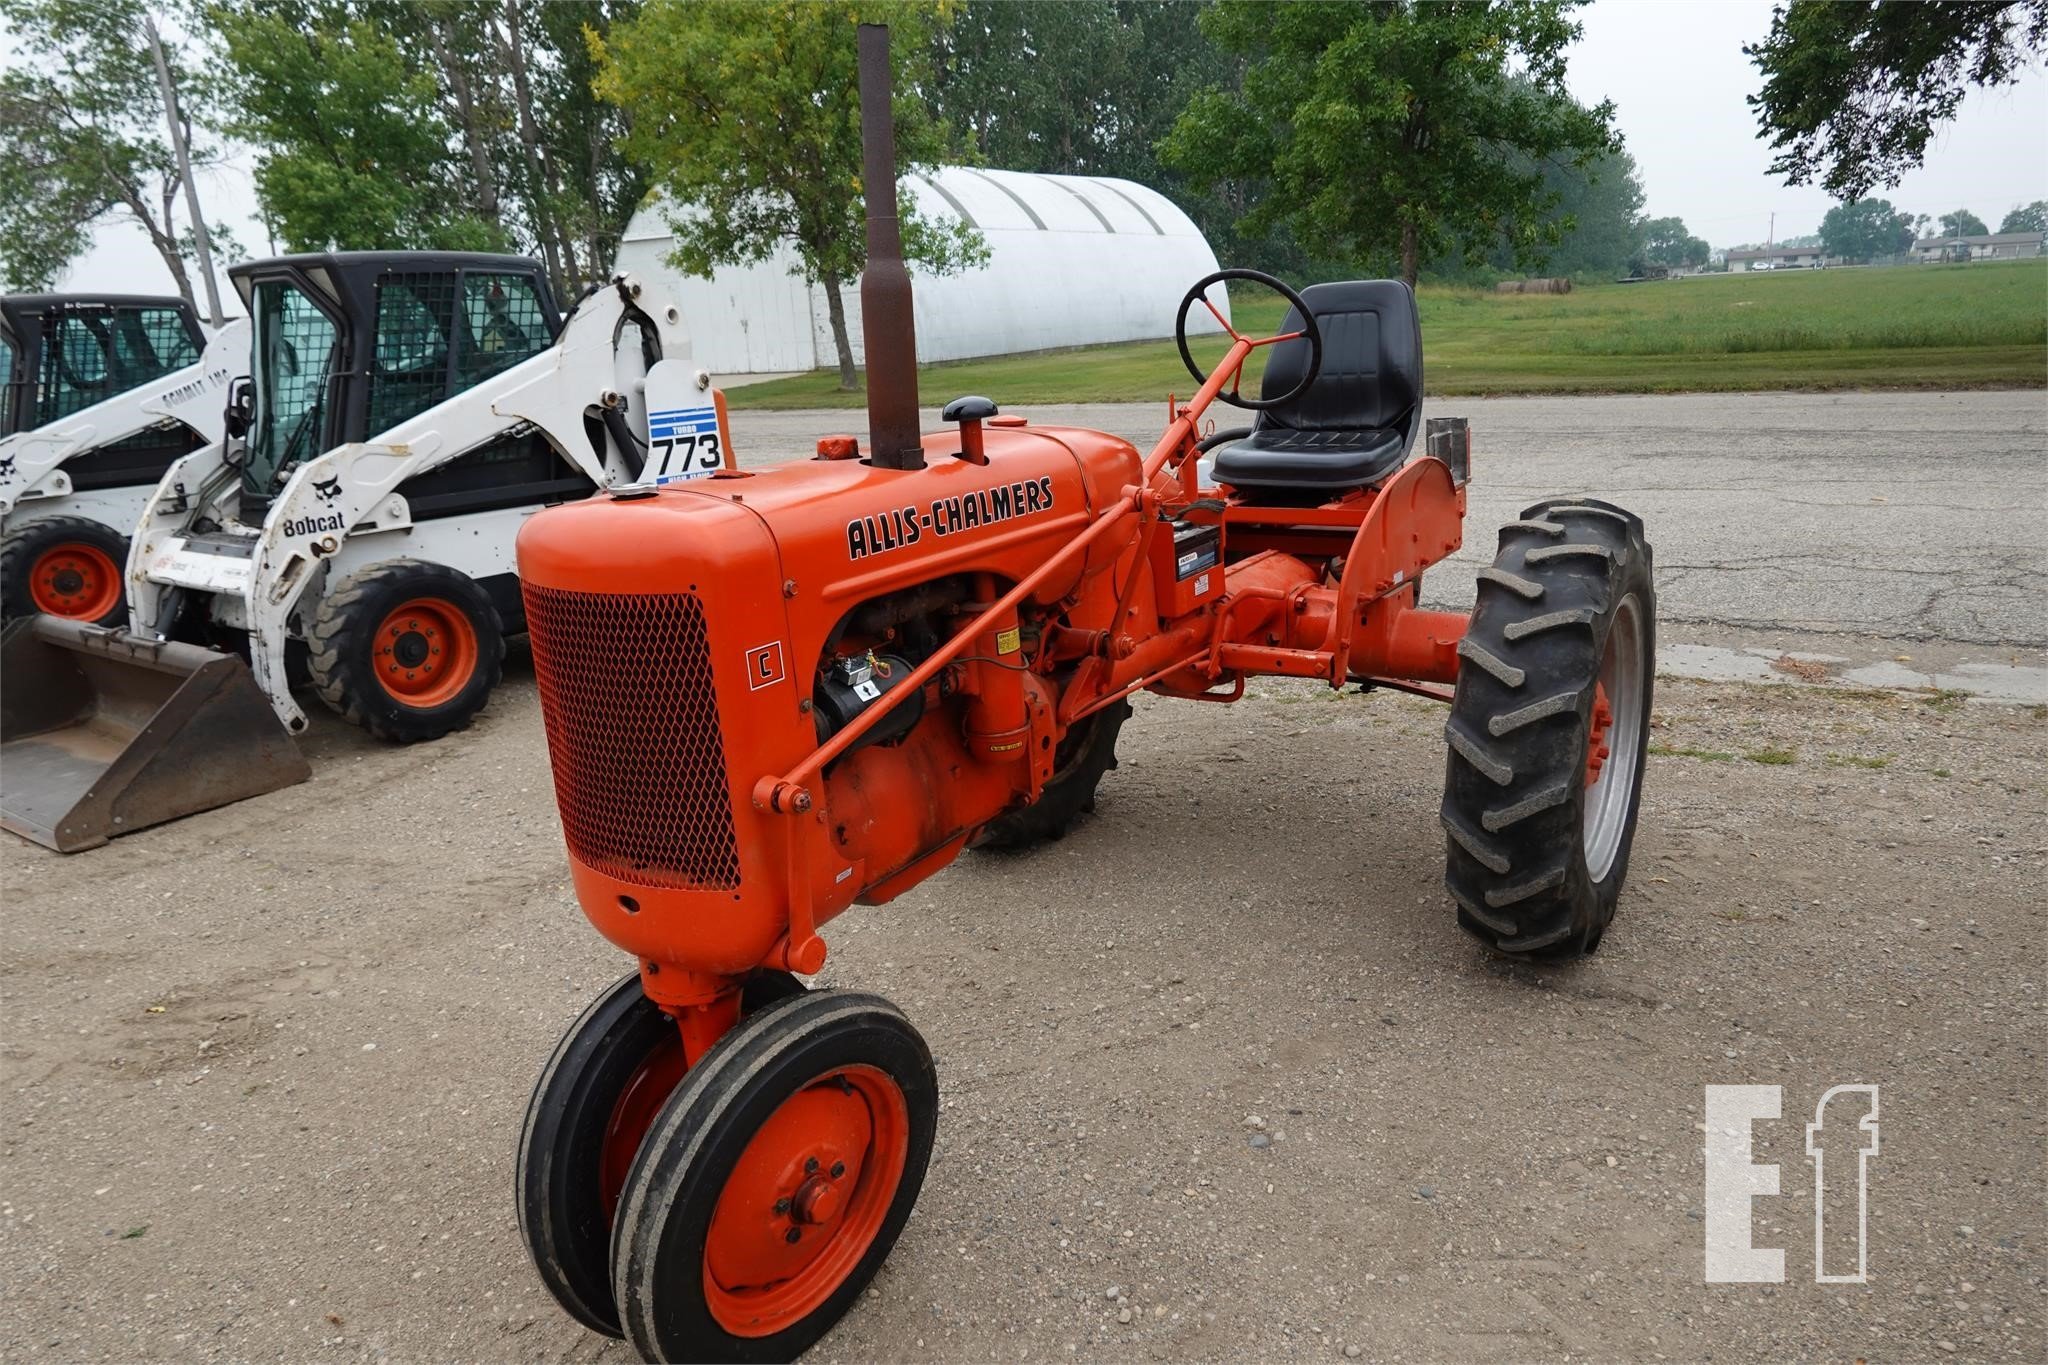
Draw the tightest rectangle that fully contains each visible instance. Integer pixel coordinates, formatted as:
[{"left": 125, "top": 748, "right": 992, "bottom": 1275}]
[{"left": 613, "top": 167, "right": 1229, "bottom": 375}]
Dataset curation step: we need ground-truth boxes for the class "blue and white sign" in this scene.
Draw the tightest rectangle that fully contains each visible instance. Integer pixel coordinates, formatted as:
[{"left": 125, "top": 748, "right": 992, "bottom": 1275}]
[{"left": 645, "top": 403, "right": 724, "bottom": 483}]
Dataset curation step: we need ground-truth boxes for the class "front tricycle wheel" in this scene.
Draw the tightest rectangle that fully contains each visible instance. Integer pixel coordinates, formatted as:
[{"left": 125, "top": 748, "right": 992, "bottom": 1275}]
[{"left": 1439, "top": 497, "right": 1655, "bottom": 958}]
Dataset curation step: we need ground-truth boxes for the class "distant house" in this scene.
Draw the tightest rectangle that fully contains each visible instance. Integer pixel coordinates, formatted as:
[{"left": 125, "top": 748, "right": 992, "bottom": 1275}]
[
  {"left": 1909, "top": 232, "right": 2045, "bottom": 263},
  {"left": 1725, "top": 245, "right": 1833, "bottom": 271}
]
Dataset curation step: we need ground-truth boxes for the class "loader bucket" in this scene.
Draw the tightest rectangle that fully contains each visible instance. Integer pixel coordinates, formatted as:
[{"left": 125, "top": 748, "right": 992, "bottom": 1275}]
[{"left": 0, "top": 616, "right": 310, "bottom": 852}]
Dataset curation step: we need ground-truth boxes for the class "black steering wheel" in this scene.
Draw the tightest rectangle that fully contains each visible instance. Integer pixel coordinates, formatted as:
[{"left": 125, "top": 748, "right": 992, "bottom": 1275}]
[{"left": 1174, "top": 268, "right": 1323, "bottom": 411}]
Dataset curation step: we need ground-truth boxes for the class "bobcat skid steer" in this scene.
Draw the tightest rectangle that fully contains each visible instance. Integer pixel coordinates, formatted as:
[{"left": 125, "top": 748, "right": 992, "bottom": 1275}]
[
  {"left": 1, "top": 251, "right": 724, "bottom": 852},
  {"left": 0, "top": 294, "right": 248, "bottom": 624}
]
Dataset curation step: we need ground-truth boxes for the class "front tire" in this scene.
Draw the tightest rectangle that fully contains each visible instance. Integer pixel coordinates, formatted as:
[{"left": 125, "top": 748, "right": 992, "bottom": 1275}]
[
  {"left": 1441, "top": 498, "right": 1655, "bottom": 959},
  {"left": 611, "top": 991, "right": 937, "bottom": 1363},
  {"left": 518, "top": 970, "right": 807, "bottom": 1338},
  {"left": 0, "top": 515, "right": 131, "bottom": 625},
  {"left": 306, "top": 559, "right": 504, "bottom": 742}
]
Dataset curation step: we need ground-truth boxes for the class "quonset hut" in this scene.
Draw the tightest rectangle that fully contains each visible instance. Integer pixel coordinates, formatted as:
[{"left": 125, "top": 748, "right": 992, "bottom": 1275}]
[{"left": 612, "top": 167, "right": 1230, "bottom": 375}]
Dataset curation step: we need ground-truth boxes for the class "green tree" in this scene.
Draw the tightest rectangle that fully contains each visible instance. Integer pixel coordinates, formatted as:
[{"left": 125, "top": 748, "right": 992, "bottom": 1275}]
[
  {"left": 1476, "top": 141, "right": 1645, "bottom": 280},
  {"left": 930, "top": 3, "right": 1252, "bottom": 248},
  {"left": 1639, "top": 216, "right": 1711, "bottom": 269},
  {"left": 1818, "top": 197, "right": 1916, "bottom": 263},
  {"left": 594, "top": 1, "right": 985, "bottom": 391},
  {"left": 1161, "top": 0, "right": 1618, "bottom": 287},
  {"left": 204, "top": 1, "right": 644, "bottom": 297},
  {"left": 1748, "top": 1, "right": 2048, "bottom": 200},
  {"left": 1939, "top": 208, "right": 1990, "bottom": 236},
  {"left": 207, "top": 7, "right": 500, "bottom": 254},
  {"left": 1999, "top": 200, "right": 2048, "bottom": 232},
  {"left": 0, "top": 0, "right": 227, "bottom": 298}
]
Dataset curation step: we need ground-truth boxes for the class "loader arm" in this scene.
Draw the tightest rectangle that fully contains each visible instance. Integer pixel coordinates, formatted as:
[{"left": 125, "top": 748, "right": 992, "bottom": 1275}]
[
  {"left": 0, "top": 319, "right": 247, "bottom": 520},
  {"left": 128, "top": 278, "right": 709, "bottom": 734}
]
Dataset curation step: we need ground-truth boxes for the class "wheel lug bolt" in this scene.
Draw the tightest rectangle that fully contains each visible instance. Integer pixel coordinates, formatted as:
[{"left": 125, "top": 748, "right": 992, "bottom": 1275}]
[
  {"left": 805, "top": 1157, "right": 819, "bottom": 1175},
  {"left": 785, "top": 1227, "right": 801, "bottom": 1244},
  {"left": 774, "top": 1198, "right": 791, "bottom": 1215},
  {"left": 830, "top": 1161, "right": 845, "bottom": 1179}
]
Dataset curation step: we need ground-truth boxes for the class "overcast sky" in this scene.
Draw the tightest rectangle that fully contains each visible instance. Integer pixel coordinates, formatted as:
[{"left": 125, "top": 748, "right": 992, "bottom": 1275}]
[{"left": 9, "top": 0, "right": 2047, "bottom": 310}]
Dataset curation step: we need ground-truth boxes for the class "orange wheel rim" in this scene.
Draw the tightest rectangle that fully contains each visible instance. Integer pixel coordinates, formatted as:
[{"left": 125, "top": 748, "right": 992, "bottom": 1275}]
[
  {"left": 1585, "top": 682, "right": 1615, "bottom": 787},
  {"left": 600, "top": 1034, "right": 687, "bottom": 1223},
  {"left": 27, "top": 542, "right": 122, "bottom": 620},
  {"left": 372, "top": 597, "right": 478, "bottom": 707},
  {"left": 702, "top": 1065, "right": 911, "bottom": 1338}
]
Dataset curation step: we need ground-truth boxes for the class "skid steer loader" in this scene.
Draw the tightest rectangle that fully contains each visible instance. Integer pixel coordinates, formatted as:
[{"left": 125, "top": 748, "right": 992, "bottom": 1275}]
[
  {"left": 0, "top": 294, "right": 248, "bottom": 624},
  {"left": 0, "top": 251, "right": 723, "bottom": 852}
]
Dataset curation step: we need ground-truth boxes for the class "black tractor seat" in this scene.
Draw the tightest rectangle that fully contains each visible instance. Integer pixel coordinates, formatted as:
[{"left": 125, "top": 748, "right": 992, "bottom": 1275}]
[{"left": 1209, "top": 279, "right": 1423, "bottom": 504}]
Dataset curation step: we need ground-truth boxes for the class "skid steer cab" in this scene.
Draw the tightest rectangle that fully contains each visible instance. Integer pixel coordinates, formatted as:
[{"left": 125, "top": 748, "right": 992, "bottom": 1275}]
[
  {"left": 0, "top": 251, "right": 728, "bottom": 852},
  {"left": 513, "top": 25, "right": 1654, "bottom": 1364},
  {"left": 0, "top": 293, "right": 247, "bottom": 625}
]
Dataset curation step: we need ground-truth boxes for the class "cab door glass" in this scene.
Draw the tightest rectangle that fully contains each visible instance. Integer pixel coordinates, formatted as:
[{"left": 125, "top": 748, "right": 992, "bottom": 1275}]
[{"left": 248, "top": 280, "right": 340, "bottom": 493}]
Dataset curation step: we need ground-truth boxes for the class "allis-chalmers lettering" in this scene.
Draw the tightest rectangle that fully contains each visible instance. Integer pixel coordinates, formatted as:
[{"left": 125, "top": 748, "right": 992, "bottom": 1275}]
[{"left": 846, "top": 475, "right": 1056, "bottom": 560}]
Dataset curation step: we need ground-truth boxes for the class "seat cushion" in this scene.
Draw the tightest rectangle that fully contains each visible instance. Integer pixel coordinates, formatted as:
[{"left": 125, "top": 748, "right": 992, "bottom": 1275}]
[{"left": 1209, "top": 425, "right": 1406, "bottom": 492}]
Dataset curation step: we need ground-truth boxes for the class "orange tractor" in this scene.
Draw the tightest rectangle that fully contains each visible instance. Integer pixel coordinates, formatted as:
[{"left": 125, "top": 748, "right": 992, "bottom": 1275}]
[{"left": 514, "top": 26, "right": 1653, "bottom": 1363}]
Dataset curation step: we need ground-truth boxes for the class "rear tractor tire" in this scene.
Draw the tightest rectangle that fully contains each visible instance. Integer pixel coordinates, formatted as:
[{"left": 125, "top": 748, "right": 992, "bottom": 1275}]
[
  {"left": 1441, "top": 498, "right": 1654, "bottom": 959},
  {"left": 0, "top": 515, "right": 131, "bottom": 626},
  {"left": 307, "top": 559, "right": 504, "bottom": 742},
  {"left": 971, "top": 699, "right": 1129, "bottom": 851}
]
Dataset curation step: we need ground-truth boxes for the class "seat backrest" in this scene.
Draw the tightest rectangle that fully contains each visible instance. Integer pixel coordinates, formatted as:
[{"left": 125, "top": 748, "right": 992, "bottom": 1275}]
[{"left": 1255, "top": 280, "right": 1422, "bottom": 449}]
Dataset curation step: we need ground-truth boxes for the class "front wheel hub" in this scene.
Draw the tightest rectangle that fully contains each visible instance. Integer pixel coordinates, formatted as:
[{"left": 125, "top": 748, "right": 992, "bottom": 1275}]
[{"left": 703, "top": 1066, "right": 909, "bottom": 1337}]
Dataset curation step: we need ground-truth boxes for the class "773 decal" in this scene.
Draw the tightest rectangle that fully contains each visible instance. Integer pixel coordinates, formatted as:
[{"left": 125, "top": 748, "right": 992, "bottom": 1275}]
[{"left": 644, "top": 404, "right": 724, "bottom": 482}]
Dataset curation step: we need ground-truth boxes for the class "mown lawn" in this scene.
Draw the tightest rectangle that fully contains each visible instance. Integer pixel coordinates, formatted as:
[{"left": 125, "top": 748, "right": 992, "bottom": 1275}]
[{"left": 726, "top": 259, "right": 2047, "bottom": 408}]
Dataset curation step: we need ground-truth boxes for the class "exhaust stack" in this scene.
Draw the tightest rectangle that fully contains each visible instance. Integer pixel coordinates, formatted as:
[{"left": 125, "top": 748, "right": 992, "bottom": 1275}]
[{"left": 856, "top": 23, "right": 923, "bottom": 471}]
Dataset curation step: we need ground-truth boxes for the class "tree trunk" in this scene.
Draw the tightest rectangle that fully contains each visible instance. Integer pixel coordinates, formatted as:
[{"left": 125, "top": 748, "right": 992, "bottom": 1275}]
[
  {"left": 430, "top": 17, "right": 502, "bottom": 231},
  {"left": 498, "top": 0, "right": 572, "bottom": 294},
  {"left": 1399, "top": 218, "right": 1419, "bottom": 289},
  {"left": 822, "top": 274, "right": 858, "bottom": 391},
  {"left": 140, "top": 178, "right": 197, "bottom": 311}
]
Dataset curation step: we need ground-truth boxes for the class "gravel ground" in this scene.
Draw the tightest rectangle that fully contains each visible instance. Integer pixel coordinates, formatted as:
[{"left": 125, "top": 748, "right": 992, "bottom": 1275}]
[{"left": 3, "top": 668, "right": 2043, "bottom": 1363}]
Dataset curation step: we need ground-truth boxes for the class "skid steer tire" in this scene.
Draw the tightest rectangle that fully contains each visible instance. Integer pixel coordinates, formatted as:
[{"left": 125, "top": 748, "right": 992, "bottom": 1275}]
[
  {"left": 1440, "top": 498, "right": 1654, "bottom": 960},
  {"left": 971, "top": 698, "right": 1129, "bottom": 851},
  {"left": 307, "top": 559, "right": 505, "bottom": 743},
  {"left": 0, "top": 516, "right": 131, "bottom": 626}
]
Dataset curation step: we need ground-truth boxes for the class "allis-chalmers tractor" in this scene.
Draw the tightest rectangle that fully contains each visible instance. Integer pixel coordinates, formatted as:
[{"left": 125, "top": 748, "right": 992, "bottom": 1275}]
[{"left": 514, "top": 26, "right": 1654, "bottom": 1364}]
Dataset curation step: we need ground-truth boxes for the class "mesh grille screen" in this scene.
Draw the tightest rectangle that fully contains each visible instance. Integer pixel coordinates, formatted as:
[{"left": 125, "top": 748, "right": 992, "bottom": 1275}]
[
  {"left": 523, "top": 585, "right": 741, "bottom": 890},
  {"left": 248, "top": 282, "right": 339, "bottom": 492},
  {"left": 37, "top": 306, "right": 200, "bottom": 424},
  {"left": 366, "top": 271, "right": 457, "bottom": 434},
  {"left": 459, "top": 273, "right": 551, "bottom": 386}
]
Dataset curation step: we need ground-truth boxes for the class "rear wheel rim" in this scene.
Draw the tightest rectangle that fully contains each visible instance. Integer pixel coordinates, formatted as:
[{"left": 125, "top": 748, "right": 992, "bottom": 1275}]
[
  {"left": 372, "top": 597, "right": 478, "bottom": 707},
  {"left": 1583, "top": 593, "right": 1644, "bottom": 882},
  {"left": 701, "top": 1064, "right": 911, "bottom": 1338},
  {"left": 28, "top": 542, "right": 121, "bottom": 620}
]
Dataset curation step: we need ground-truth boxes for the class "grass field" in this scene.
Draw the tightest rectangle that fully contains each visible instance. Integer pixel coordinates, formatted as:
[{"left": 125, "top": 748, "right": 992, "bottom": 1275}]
[{"left": 727, "top": 258, "right": 2047, "bottom": 408}]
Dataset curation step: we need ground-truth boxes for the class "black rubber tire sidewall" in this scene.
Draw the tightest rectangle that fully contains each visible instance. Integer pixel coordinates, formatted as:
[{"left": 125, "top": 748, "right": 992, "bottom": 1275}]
[
  {"left": 0, "top": 515, "right": 131, "bottom": 626},
  {"left": 307, "top": 559, "right": 505, "bottom": 742},
  {"left": 972, "top": 699, "right": 1129, "bottom": 851},
  {"left": 612, "top": 992, "right": 937, "bottom": 1364},
  {"left": 517, "top": 970, "right": 811, "bottom": 1339},
  {"left": 1441, "top": 500, "right": 1655, "bottom": 959}
]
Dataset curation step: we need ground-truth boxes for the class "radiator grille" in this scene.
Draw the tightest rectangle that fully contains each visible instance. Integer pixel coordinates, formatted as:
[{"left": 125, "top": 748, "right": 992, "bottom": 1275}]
[{"left": 522, "top": 585, "right": 741, "bottom": 889}]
